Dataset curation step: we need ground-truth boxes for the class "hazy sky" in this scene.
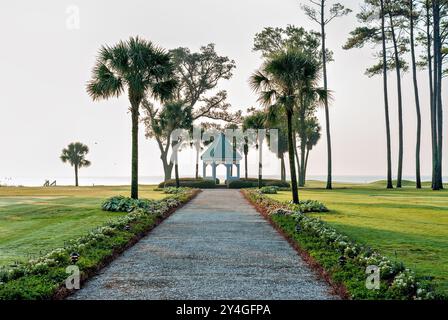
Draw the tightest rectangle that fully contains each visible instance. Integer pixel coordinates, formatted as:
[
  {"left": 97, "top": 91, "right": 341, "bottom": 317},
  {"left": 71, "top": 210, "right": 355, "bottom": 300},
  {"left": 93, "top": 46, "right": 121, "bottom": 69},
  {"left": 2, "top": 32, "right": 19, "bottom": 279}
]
[{"left": 0, "top": 0, "right": 446, "bottom": 183}]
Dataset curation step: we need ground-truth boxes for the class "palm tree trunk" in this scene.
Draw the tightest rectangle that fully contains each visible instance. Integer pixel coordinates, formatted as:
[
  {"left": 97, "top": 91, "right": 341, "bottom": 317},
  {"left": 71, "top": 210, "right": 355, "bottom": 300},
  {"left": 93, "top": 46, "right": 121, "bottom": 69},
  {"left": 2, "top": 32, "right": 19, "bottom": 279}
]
[
  {"left": 130, "top": 103, "right": 139, "bottom": 199},
  {"left": 74, "top": 165, "right": 79, "bottom": 187},
  {"left": 320, "top": 0, "right": 332, "bottom": 190},
  {"left": 387, "top": 4, "right": 404, "bottom": 188},
  {"left": 175, "top": 163, "right": 180, "bottom": 188},
  {"left": 410, "top": 0, "right": 422, "bottom": 189},
  {"left": 299, "top": 143, "right": 306, "bottom": 187},
  {"left": 287, "top": 110, "right": 299, "bottom": 204},
  {"left": 381, "top": 0, "right": 393, "bottom": 189},
  {"left": 426, "top": 0, "right": 437, "bottom": 189},
  {"left": 280, "top": 154, "right": 286, "bottom": 181}
]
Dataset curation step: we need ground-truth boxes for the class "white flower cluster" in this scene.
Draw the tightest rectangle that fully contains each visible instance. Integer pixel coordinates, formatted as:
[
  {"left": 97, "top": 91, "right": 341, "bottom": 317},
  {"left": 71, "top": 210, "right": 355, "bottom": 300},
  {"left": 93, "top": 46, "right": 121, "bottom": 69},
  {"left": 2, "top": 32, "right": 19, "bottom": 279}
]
[{"left": 246, "top": 190, "right": 437, "bottom": 300}]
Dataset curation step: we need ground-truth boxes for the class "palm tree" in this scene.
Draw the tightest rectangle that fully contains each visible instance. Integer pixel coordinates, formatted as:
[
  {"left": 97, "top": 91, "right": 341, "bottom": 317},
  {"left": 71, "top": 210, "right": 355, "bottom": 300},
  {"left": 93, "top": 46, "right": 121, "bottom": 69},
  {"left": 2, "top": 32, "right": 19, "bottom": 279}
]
[
  {"left": 243, "top": 110, "right": 266, "bottom": 188},
  {"left": 250, "top": 48, "right": 324, "bottom": 204},
  {"left": 87, "top": 37, "right": 176, "bottom": 199},
  {"left": 60, "top": 142, "right": 91, "bottom": 187}
]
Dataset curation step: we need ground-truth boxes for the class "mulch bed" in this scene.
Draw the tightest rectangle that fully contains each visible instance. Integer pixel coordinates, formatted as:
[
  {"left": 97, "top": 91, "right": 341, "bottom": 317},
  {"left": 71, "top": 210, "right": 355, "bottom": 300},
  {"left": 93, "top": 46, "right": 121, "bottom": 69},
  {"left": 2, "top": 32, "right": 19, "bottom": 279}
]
[{"left": 240, "top": 190, "right": 349, "bottom": 300}]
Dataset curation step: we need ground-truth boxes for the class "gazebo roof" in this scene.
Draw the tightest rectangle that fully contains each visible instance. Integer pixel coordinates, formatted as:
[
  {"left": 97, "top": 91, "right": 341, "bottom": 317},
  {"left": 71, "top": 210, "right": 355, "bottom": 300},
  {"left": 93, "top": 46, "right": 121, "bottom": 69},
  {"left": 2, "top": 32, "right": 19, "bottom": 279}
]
[{"left": 201, "top": 133, "right": 242, "bottom": 164}]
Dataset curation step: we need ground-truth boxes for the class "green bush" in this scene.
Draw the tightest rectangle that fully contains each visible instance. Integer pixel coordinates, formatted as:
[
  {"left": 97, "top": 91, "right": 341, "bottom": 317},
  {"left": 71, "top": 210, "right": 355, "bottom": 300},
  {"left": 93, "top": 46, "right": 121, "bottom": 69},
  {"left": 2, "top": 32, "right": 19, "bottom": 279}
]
[
  {"left": 158, "top": 178, "right": 218, "bottom": 188},
  {"left": 290, "top": 200, "right": 329, "bottom": 213},
  {"left": 163, "top": 187, "right": 190, "bottom": 194},
  {"left": 101, "top": 196, "right": 156, "bottom": 213},
  {"left": 228, "top": 178, "right": 290, "bottom": 189},
  {"left": 243, "top": 190, "right": 440, "bottom": 300},
  {"left": 259, "top": 186, "right": 279, "bottom": 194}
]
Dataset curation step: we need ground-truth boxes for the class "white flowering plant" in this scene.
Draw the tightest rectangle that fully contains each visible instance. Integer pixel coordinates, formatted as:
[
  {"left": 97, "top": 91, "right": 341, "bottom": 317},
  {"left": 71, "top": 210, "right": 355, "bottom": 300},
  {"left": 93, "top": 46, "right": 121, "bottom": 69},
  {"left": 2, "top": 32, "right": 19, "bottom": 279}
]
[{"left": 0, "top": 189, "right": 196, "bottom": 299}]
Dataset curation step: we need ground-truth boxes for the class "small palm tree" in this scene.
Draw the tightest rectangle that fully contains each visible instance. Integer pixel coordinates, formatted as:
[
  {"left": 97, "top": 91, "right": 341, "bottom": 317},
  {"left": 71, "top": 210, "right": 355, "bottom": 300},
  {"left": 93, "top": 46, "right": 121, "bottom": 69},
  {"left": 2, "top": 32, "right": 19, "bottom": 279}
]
[
  {"left": 87, "top": 37, "right": 177, "bottom": 199},
  {"left": 250, "top": 48, "right": 324, "bottom": 204},
  {"left": 60, "top": 142, "right": 91, "bottom": 187}
]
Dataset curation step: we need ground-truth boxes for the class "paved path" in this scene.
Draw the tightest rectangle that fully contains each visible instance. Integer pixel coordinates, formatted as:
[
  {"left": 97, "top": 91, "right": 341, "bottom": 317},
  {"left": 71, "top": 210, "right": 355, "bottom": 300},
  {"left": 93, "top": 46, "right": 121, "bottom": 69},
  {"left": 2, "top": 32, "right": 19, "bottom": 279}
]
[{"left": 70, "top": 190, "right": 336, "bottom": 300}]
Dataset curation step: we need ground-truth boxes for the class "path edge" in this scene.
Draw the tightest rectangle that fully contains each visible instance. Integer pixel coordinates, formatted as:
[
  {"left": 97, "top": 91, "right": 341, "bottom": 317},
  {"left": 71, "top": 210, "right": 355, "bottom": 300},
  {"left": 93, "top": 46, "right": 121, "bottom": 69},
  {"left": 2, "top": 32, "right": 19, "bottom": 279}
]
[
  {"left": 56, "top": 189, "right": 201, "bottom": 300},
  {"left": 240, "top": 189, "right": 349, "bottom": 300}
]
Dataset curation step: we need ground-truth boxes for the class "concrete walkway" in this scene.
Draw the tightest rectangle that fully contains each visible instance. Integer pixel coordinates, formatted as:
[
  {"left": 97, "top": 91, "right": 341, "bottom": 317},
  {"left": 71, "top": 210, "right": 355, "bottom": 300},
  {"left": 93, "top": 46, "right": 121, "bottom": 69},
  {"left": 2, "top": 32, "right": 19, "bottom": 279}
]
[{"left": 70, "top": 189, "right": 336, "bottom": 300}]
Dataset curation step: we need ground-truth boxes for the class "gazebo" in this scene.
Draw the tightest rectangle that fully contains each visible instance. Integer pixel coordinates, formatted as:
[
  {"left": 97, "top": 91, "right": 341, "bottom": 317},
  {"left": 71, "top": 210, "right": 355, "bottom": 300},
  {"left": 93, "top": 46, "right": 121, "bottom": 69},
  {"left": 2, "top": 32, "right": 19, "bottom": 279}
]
[{"left": 201, "top": 133, "right": 242, "bottom": 184}]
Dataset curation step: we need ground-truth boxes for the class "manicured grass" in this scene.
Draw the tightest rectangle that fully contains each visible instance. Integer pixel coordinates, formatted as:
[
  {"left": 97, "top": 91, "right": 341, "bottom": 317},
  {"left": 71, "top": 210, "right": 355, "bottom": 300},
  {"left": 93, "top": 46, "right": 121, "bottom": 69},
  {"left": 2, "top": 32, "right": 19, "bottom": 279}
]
[
  {"left": 0, "top": 185, "right": 165, "bottom": 266},
  {"left": 267, "top": 180, "right": 448, "bottom": 295}
]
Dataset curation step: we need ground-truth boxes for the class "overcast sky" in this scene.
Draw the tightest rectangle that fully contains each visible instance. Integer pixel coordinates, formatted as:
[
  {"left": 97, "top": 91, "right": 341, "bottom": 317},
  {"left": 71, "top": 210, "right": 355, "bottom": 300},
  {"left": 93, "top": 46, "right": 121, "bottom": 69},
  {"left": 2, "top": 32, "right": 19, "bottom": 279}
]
[{"left": 0, "top": 0, "right": 446, "bottom": 183}]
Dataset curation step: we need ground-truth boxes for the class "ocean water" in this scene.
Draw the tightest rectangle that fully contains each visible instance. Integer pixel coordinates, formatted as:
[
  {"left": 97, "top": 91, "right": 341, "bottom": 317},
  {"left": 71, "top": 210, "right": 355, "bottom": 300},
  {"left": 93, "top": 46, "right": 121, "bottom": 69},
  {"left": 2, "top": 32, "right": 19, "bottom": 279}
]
[{"left": 0, "top": 175, "right": 445, "bottom": 187}]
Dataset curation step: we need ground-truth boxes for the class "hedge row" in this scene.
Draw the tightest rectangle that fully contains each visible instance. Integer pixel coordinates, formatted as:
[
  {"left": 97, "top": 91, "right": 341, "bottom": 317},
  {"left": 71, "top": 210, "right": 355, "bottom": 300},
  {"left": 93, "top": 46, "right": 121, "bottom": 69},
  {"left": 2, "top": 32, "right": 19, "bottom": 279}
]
[
  {"left": 243, "top": 190, "right": 442, "bottom": 300},
  {"left": 0, "top": 189, "right": 198, "bottom": 300}
]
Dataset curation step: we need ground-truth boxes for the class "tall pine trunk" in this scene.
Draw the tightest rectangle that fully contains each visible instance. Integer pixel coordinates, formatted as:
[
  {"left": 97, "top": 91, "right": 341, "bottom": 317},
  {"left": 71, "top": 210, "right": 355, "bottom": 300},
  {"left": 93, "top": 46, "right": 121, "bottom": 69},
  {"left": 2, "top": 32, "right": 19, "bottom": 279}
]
[
  {"left": 433, "top": 0, "right": 444, "bottom": 190},
  {"left": 280, "top": 154, "right": 286, "bottom": 182},
  {"left": 381, "top": 0, "right": 393, "bottom": 189},
  {"left": 426, "top": 0, "right": 437, "bottom": 189},
  {"left": 320, "top": 1, "right": 332, "bottom": 190},
  {"left": 244, "top": 151, "right": 248, "bottom": 179},
  {"left": 410, "top": 0, "right": 422, "bottom": 189},
  {"left": 387, "top": 4, "right": 404, "bottom": 188},
  {"left": 287, "top": 110, "right": 299, "bottom": 204}
]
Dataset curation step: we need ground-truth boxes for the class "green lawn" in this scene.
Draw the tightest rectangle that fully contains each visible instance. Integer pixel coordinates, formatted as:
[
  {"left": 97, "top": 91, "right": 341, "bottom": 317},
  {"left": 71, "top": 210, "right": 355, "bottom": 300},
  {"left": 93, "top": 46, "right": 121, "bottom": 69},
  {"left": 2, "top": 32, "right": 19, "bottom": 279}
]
[
  {"left": 268, "top": 180, "right": 448, "bottom": 295},
  {"left": 0, "top": 185, "right": 165, "bottom": 266}
]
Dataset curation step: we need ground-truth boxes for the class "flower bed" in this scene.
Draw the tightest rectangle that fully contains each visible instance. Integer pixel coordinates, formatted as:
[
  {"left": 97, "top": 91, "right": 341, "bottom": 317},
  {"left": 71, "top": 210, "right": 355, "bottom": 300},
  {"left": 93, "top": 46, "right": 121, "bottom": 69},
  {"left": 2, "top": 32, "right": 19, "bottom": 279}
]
[
  {"left": 0, "top": 189, "right": 199, "bottom": 300},
  {"left": 242, "top": 189, "right": 441, "bottom": 300}
]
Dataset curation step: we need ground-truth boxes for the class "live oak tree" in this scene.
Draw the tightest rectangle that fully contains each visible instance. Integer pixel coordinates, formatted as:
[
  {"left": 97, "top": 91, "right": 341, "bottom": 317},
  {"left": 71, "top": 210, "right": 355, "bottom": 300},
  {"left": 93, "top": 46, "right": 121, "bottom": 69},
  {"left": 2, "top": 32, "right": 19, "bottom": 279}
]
[
  {"left": 344, "top": 0, "right": 408, "bottom": 189},
  {"left": 60, "top": 142, "right": 91, "bottom": 187},
  {"left": 87, "top": 37, "right": 176, "bottom": 199},
  {"left": 301, "top": 0, "right": 351, "bottom": 190},
  {"left": 243, "top": 109, "right": 267, "bottom": 188},
  {"left": 300, "top": 116, "right": 322, "bottom": 185},
  {"left": 143, "top": 100, "right": 193, "bottom": 186},
  {"left": 265, "top": 107, "right": 289, "bottom": 182},
  {"left": 250, "top": 49, "right": 326, "bottom": 203},
  {"left": 253, "top": 25, "right": 329, "bottom": 187}
]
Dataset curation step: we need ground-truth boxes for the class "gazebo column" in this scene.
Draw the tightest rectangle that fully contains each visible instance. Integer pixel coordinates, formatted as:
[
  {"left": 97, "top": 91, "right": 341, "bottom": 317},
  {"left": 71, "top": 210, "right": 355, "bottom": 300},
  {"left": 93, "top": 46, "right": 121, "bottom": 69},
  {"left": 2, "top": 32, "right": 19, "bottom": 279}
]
[
  {"left": 236, "top": 164, "right": 240, "bottom": 179},
  {"left": 203, "top": 163, "right": 207, "bottom": 179},
  {"left": 212, "top": 162, "right": 217, "bottom": 183}
]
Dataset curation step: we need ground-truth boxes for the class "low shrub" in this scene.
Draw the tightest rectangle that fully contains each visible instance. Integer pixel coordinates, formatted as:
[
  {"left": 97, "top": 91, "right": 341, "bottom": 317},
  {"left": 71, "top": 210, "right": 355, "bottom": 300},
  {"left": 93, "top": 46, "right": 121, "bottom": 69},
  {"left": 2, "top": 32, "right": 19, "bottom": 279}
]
[
  {"left": 243, "top": 190, "right": 440, "bottom": 300},
  {"left": 0, "top": 189, "right": 197, "bottom": 300},
  {"left": 259, "top": 186, "right": 279, "bottom": 194},
  {"left": 228, "top": 178, "right": 290, "bottom": 189},
  {"left": 102, "top": 196, "right": 156, "bottom": 213},
  {"left": 158, "top": 178, "right": 218, "bottom": 188}
]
